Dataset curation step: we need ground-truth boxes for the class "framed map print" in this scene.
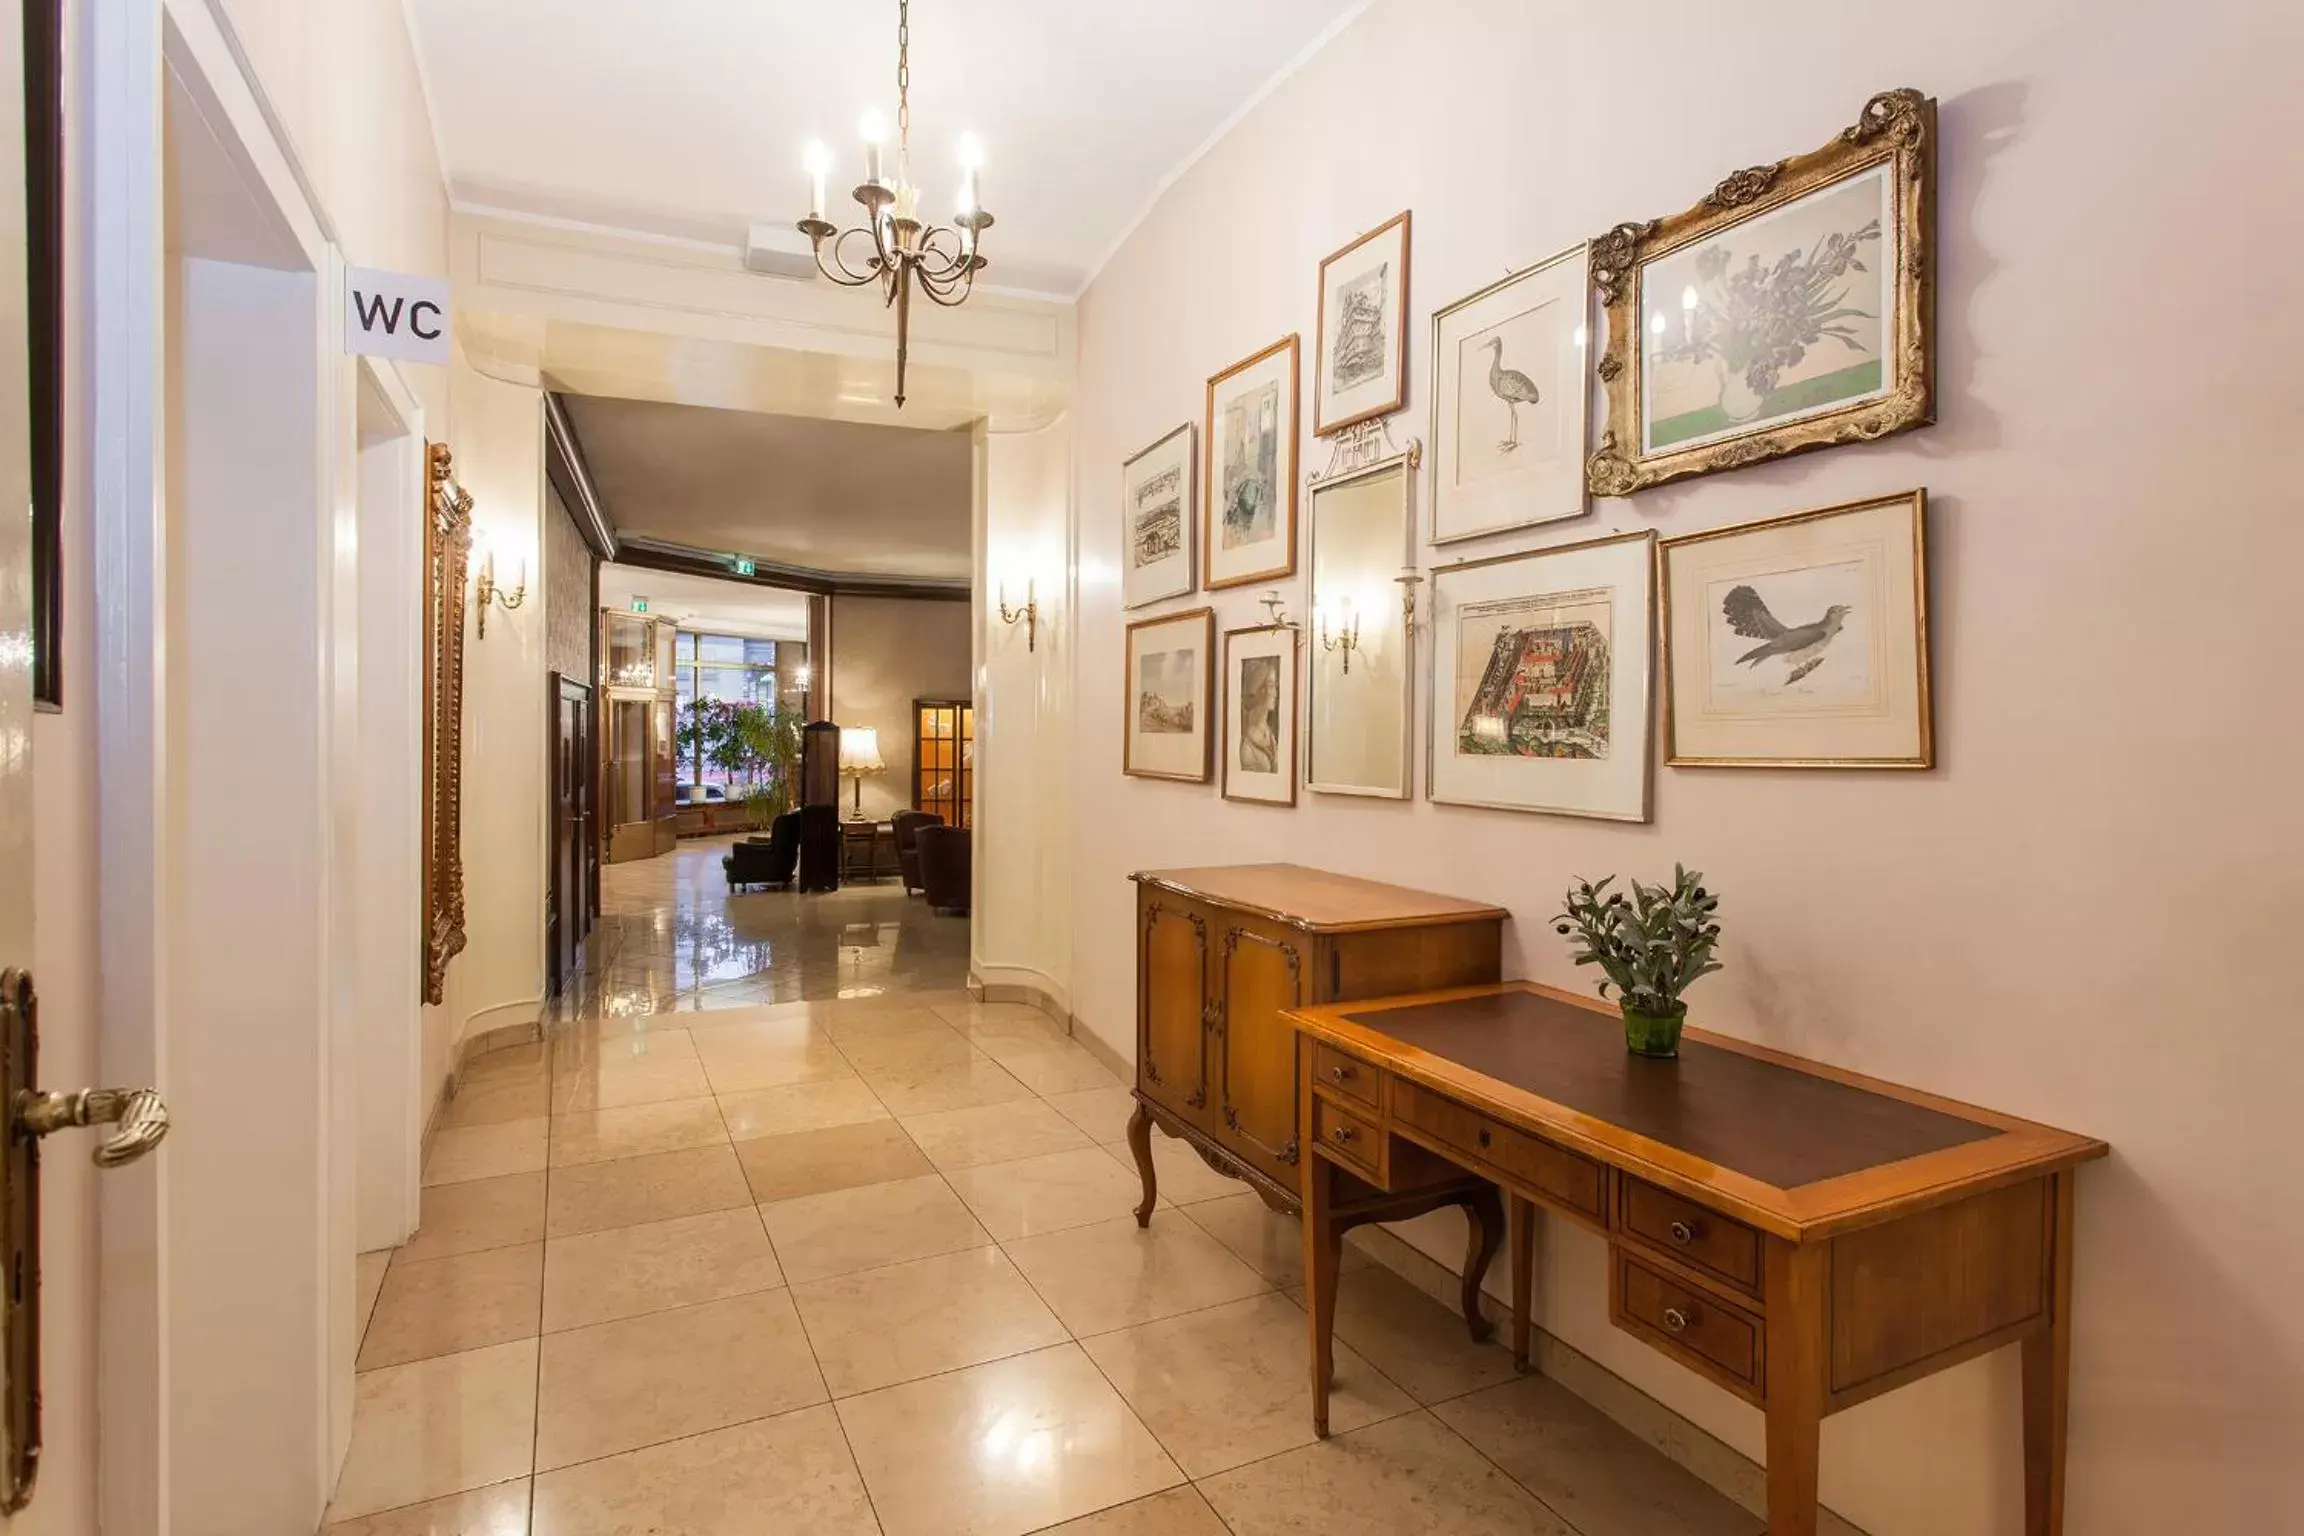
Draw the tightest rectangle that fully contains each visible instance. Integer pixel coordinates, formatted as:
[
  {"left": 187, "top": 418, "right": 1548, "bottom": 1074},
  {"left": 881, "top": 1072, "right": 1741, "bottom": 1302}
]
[
  {"left": 1660, "top": 489, "right": 1931, "bottom": 767},
  {"left": 1123, "top": 606, "right": 1215, "bottom": 783},
  {"left": 1429, "top": 241, "right": 1590, "bottom": 543},
  {"left": 1315, "top": 210, "right": 1410, "bottom": 436},
  {"left": 1221, "top": 623, "right": 1299, "bottom": 805},
  {"left": 1427, "top": 529, "right": 1655, "bottom": 821},
  {"left": 1204, "top": 336, "right": 1300, "bottom": 589},
  {"left": 1121, "top": 422, "right": 1196, "bottom": 608}
]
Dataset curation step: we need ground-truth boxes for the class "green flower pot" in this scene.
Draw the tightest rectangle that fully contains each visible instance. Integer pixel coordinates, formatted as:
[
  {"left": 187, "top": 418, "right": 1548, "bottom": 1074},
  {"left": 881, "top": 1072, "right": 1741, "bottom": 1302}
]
[{"left": 1621, "top": 1004, "right": 1687, "bottom": 1059}]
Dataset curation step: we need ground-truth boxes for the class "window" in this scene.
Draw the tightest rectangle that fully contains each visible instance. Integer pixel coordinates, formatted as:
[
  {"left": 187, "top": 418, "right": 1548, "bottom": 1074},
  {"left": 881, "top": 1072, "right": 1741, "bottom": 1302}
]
[
  {"left": 914, "top": 698, "right": 974, "bottom": 827},
  {"left": 675, "top": 632, "right": 789, "bottom": 789}
]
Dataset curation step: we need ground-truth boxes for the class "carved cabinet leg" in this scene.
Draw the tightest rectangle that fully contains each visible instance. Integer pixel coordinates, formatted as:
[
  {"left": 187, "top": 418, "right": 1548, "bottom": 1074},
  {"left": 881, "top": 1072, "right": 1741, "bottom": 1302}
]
[
  {"left": 1125, "top": 1099, "right": 1158, "bottom": 1228},
  {"left": 1458, "top": 1184, "right": 1504, "bottom": 1343}
]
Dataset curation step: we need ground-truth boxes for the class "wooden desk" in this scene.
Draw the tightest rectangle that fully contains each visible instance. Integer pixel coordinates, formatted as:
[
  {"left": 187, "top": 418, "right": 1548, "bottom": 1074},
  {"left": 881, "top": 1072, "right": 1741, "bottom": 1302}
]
[{"left": 1289, "top": 982, "right": 2106, "bottom": 1536}]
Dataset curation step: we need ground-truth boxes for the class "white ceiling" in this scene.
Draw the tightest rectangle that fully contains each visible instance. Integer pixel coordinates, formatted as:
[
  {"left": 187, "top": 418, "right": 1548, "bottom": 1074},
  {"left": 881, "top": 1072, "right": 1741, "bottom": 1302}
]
[
  {"left": 597, "top": 564, "right": 813, "bottom": 641},
  {"left": 405, "top": 0, "right": 1369, "bottom": 294}
]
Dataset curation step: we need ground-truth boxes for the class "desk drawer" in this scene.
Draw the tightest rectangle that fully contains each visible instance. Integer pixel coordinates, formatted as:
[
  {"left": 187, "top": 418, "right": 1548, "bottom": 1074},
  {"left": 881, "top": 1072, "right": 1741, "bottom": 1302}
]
[
  {"left": 1393, "top": 1082, "right": 1603, "bottom": 1223},
  {"left": 1613, "top": 1251, "right": 1765, "bottom": 1405},
  {"left": 1312, "top": 1094, "right": 1384, "bottom": 1185},
  {"left": 1312, "top": 1043, "right": 1383, "bottom": 1113},
  {"left": 1619, "top": 1176, "right": 1762, "bottom": 1298}
]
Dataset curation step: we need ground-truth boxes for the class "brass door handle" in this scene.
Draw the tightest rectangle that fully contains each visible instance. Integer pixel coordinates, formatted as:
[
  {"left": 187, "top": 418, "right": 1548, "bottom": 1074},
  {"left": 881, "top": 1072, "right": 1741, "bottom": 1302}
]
[
  {"left": 1662, "top": 1305, "right": 1696, "bottom": 1335},
  {"left": 16, "top": 1086, "right": 171, "bottom": 1168},
  {"left": 1668, "top": 1219, "right": 1701, "bottom": 1245}
]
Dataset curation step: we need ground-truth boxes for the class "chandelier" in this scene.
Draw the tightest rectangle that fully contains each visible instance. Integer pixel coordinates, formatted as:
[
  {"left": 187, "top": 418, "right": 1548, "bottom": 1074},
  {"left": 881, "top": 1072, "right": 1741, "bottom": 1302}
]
[{"left": 797, "top": 0, "right": 992, "bottom": 408}]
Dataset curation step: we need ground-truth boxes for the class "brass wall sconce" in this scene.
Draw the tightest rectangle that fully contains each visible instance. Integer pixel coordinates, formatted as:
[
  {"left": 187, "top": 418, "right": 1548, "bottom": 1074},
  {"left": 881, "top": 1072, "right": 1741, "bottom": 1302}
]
[
  {"left": 1395, "top": 566, "right": 1425, "bottom": 639},
  {"left": 1258, "top": 589, "right": 1296, "bottom": 627},
  {"left": 1319, "top": 600, "right": 1363, "bottom": 675},
  {"left": 997, "top": 579, "right": 1039, "bottom": 653},
  {"left": 473, "top": 551, "right": 527, "bottom": 639}
]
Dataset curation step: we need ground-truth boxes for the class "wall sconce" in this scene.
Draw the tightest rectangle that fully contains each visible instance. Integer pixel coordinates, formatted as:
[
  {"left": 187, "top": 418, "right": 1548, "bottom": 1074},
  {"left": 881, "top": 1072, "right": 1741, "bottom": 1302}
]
[
  {"left": 1396, "top": 565, "right": 1425, "bottom": 639},
  {"left": 473, "top": 549, "right": 527, "bottom": 639},
  {"left": 1258, "top": 589, "right": 1295, "bottom": 627},
  {"left": 997, "top": 578, "right": 1039, "bottom": 653},
  {"left": 1319, "top": 597, "right": 1362, "bottom": 675}
]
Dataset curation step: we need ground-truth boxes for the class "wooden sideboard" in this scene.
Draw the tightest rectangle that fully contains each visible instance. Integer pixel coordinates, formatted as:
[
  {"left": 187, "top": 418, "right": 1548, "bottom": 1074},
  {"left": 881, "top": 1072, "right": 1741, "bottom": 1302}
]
[
  {"left": 1125, "top": 865, "right": 1513, "bottom": 1329},
  {"left": 1288, "top": 981, "right": 2108, "bottom": 1536}
]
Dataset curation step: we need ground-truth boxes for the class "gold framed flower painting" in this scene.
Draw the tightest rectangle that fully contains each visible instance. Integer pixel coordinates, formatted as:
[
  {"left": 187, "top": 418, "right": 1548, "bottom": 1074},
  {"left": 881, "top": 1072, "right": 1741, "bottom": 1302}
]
[{"left": 1587, "top": 89, "right": 1936, "bottom": 497}]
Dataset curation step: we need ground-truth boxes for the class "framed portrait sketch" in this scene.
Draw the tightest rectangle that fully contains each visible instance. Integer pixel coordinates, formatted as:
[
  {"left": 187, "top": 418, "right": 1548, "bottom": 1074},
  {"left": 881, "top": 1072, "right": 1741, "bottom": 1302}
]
[
  {"left": 1430, "top": 241, "right": 1590, "bottom": 544},
  {"left": 1315, "top": 210, "right": 1411, "bottom": 436},
  {"left": 1660, "top": 489, "right": 1931, "bottom": 768},
  {"left": 1305, "top": 452, "right": 1414, "bottom": 800},
  {"left": 1204, "top": 336, "right": 1300, "bottom": 590},
  {"left": 1588, "top": 89, "right": 1936, "bottom": 497},
  {"left": 1222, "top": 624, "right": 1299, "bottom": 805},
  {"left": 1121, "top": 422, "right": 1196, "bottom": 608},
  {"left": 1427, "top": 529, "right": 1655, "bottom": 822},
  {"left": 1123, "top": 606, "right": 1215, "bottom": 783}
]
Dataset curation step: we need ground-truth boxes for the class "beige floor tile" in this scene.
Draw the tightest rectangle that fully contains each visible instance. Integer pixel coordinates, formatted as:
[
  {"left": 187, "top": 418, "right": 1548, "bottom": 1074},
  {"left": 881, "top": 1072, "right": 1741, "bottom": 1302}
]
[
  {"left": 1099, "top": 1134, "right": 1246, "bottom": 1206},
  {"left": 734, "top": 1118, "right": 937, "bottom": 1202},
  {"left": 716, "top": 1076, "right": 890, "bottom": 1141},
  {"left": 836, "top": 1343, "right": 1183, "bottom": 1536},
  {"left": 678, "top": 997, "right": 832, "bottom": 1031},
  {"left": 529, "top": 1404, "right": 877, "bottom": 1536},
  {"left": 359, "top": 1243, "right": 544, "bottom": 1370},
  {"left": 549, "top": 1054, "right": 715, "bottom": 1112},
  {"left": 1042, "top": 1086, "right": 1137, "bottom": 1140},
  {"left": 328, "top": 1340, "right": 539, "bottom": 1523},
  {"left": 986, "top": 1042, "right": 1123, "bottom": 1096},
  {"left": 834, "top": 1022, "right": 984, "bottom": 1073},
  {"left": 1287, "top": 1263, "right": 1519, "bottom": 1405},
  {"left": 761, "top": 1171, "right": 991, "bottom": 1282},
  {"left": 1030, "top": 1486, "right": 1232, "bottom": 1536},
  {"left": 355, "top": 1250, "right": 391, "bottom": 1346},
  {"left": 853, "top": 1053, "right": 1037, "bottom": 1116},
  {"left": 551, "top": 1026, "right": 699, "bottom": 1074},
  {"left": 792, "top": 1243, "right": 1068, "bottom": 1396},
  {"left": 1183, "top": 1191, "right": 1373, "bottom": 1289},
  {"left": 443, "top": 1073, "right": 551, "bottom": 1128},
  {"left": 399, "top": 1172, "right": 548, "bottom": 1264},
  {"left": 542, "top": 1206, "right": 784, "bottom": 1332},
  {"left": 534, "top": 1289, "right": 826, "bottom": 1471},
  {"left": 1083, "top": 1292, "right": 1412, "bottom": 1478},
  {"left": 931, "top": 999, "right": 1072, "bottom": 1047},
  {"left": 545, "top": 1144, "right": 753, "bottom": 1238},
  {"left": 323, "top": 1478, "right": 530, "bottom": 1534},
  {"left": 900, "top": 1098, "right": 1093, "bottom": 1171},
  {"left": 692, "top": 1018, "right": 855, "bottom": 1092},
  {"left": 424, "top": 1118, "right": 549, "bottom": 1187},
  {"left": 1432, "top": 1372, "right": 1759, "bottom": 1536},
  {"left": 821, "top": 1006, "right": 961, "bottom": 1046},
  {"left": 945, "top": 1146, "right": 1147, "bottom": 1240},
  {"left": 1200, "top": 1410, "right": 1573, "bottom": 1535},
  {"left": 1003, "top": 1214, "right": 1269, "bottom": 1338},
  {"left": 462, "top": 1042, "right": 548, "bottom": 1083},
  {"left": 547, "top": 1097, "right": 727, "bottom": 1168}
]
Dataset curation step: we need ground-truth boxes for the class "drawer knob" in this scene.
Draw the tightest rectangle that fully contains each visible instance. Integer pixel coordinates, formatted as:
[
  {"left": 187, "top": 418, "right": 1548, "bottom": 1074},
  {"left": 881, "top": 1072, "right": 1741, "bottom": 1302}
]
[
  {"left": 1475, "top": 1128, "right": 1492, "bottom": 1150},
  {"left": 1330, "top": 1125, "right": 1358, "bottom": 1145},
  {"left": 1662, "top": 1305, "right": 1696, "bottom": 1335},
  {"left": 1328, "top": 1065, "right": 1355, "bottom": 1083},
  {"left": 1668, "top": 1219, "right": 1701, "bottom": 1245}
]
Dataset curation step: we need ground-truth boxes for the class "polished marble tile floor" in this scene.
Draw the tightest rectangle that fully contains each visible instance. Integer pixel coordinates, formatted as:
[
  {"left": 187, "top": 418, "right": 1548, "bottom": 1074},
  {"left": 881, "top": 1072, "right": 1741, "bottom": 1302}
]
[{"left": 330, "top": 844, "right": 1762, "bottom": 1534}]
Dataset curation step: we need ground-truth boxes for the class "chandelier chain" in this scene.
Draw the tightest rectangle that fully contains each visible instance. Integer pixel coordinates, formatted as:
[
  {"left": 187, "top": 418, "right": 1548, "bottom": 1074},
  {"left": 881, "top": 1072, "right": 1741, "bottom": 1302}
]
[{"left": 895, "top": 0, "right": 911, "bottom": 163}]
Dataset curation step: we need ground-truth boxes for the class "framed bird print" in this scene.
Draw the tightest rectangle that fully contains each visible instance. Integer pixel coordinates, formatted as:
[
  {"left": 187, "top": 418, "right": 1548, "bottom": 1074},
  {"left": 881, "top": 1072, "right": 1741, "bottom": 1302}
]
[
  {"left": 1205, "top": 336, "right": 1300, "bottom": 590},
  {"left": 1427, "top": 529, "right": 1655, "bottom": 821},
  {"left": 1587, "top": 89, "right": 1936, "bottom": 497},
  {"left": 1314, "top": 211, "right": 1410, "bottom": 436},
  {"left": 1124, "top": 606, "right": 1216, "bottom": 782},
  {"left": 1222, "top": 623, "right": 1299, "bottom": 805},
  {"left": 1122, "top": 422, "right": 1196, "bottom": 608},
  {"left": 1659, "top": 489, "right": 1932, "bottom": 768},
  {"left": 1429, "top": 241, "right": 1590, "bottom": 544}
]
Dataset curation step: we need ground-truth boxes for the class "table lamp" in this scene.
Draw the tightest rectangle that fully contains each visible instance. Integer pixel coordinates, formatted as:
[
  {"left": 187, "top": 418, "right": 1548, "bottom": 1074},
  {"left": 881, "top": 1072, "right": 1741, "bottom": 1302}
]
[{"left": 837, "top": 726, "right": 886, "bottom": 821}]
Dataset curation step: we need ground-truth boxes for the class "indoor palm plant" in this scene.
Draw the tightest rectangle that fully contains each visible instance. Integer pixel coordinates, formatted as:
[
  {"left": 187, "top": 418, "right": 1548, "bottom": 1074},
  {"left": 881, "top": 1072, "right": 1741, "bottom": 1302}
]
[{"left": 1554, "top": 866, "right": 1722, "bottom": 1057}]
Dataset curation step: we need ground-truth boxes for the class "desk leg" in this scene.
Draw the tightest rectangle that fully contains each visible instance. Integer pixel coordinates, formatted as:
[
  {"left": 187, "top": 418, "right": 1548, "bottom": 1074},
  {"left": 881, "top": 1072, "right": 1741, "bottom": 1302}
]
[
  {"left": 2023, "top": 1171, "right": 2076, "bottom": 1535},
  {"left": 1763, "top": 1239, "right": 1828, "bottom": 1536},
  {"left": 1302, "top": 1150, "right": 1341, "bottom": 1438},
  {"left": 1508, "top": 1194, "right": 1535, "bottom": 1374}
]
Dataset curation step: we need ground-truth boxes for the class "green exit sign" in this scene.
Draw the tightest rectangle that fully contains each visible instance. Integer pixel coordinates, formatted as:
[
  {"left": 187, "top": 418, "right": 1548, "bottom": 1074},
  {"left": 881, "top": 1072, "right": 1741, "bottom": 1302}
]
[
  {"left": 733, "top": 557, "right": 756, "bottom": 577},
  {"left": 630, "top": 597, "right": 648, "bottom": 613}
]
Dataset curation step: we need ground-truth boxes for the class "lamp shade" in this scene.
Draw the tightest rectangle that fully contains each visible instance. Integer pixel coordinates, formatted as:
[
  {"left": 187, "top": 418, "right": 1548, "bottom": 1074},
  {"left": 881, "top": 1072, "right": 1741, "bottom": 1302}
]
[{"left": 837, "top": 726, "right": 886, "bottom": 776}]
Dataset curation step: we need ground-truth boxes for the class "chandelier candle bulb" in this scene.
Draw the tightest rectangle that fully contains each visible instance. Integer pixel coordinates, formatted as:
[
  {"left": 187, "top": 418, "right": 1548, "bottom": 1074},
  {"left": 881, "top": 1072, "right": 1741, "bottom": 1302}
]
[
  {"left": 804, "top": 141, "right": 830, "bottom": 219},
  {"left": 860, "top": 108, "right": 887, "bottom": 185}
]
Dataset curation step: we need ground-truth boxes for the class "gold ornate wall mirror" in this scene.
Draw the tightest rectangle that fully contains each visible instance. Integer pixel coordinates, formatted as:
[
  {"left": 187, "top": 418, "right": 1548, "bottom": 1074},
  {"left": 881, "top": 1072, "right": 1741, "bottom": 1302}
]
[{"left": 423, "top": 442, "right": 472, "bottom": 1003}]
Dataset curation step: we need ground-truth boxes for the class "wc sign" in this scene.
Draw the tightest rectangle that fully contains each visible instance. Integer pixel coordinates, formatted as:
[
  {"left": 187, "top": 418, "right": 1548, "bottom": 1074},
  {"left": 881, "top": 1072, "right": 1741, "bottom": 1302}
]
[{"left": 345, "top": 266, "right": 451, "bottom": 365}]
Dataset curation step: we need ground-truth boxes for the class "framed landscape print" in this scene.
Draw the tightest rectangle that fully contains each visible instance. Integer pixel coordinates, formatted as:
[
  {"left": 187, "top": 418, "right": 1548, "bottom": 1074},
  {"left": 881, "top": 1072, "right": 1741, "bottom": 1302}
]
[
  {"left": 1121, "top": 422, "right": 1196, "bottom": 608},
  {"left": 1427, "top": 529, "right": 1655, "bottom": 822},
  {"left": 1123, "top": 606, "right": 1215, "bottom": 782},
  {"left": 1305, "top": 452, "right": 1414, "bottom": 800},
  {"left": 1660, "top": 489, "right": 1931, "bottom": 768},
  {"left": 1222, "top": 623, "right": 1299, "bottom": 805},
  {"left": 1315, "top": 211, "right": 1410, "bottom": 436},
  {"left": 1587, "top": 89, "right": 1935, "bottom": 497},
  {"left": 1204, "top": 336, "right": 1300, "bottom": 589},
  {"left": 1430, "top": 241, "right": 1590, "bottom": 543}
]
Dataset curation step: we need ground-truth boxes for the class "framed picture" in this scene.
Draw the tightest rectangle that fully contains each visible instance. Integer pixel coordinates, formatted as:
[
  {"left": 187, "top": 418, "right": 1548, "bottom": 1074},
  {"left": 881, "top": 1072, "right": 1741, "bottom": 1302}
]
[
  {"left": 1204, "top": 336, "right": 1300, "bottom": 590},
  {"left": 1587, "top": 89, "right": 1936, "bottom": 497},
  {"left": 1429, "top": 241, "right": 1590, "bottom": 544},
  {"left": 1121, "top": 422, "right": 1196, "bottom": 608},
  {"left": 1222, "top": 623, "right": 1299, "bottom": 805},
  {"left": 1305, "top": 452, "right": 1414, "bottom": 800},
  {"left": 1123, "top": 606, "right": 1215, "bottom": 783},
  {"left": 1660, "top": 489, "right": 1931, "bottom": 768},
  {"left": 1427, "top": 528, "right": 1655, "bottom": 822},
  {"left": 1315, "top": 210, "right": 1411, "bottom": 436}
]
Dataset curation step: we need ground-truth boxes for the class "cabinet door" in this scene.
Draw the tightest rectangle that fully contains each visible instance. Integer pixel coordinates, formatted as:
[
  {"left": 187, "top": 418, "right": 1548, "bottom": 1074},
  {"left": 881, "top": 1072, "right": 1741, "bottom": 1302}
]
[
  {"left": 1137, "top": 895, "right": 1212, "bottom": 1120},
  {"left": 1216, "top": 916, "right": 1307, "bottom": 1183}
]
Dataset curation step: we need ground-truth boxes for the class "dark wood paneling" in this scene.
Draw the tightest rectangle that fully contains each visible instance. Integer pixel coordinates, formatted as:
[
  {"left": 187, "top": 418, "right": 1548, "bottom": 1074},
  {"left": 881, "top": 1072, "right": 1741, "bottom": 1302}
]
[
  {"left": 1217, "top": 917, "right": 1307, "bottom": 1183},
  {"left": 1137, "top": 893, "right": 1211, "bottom": 1124}
]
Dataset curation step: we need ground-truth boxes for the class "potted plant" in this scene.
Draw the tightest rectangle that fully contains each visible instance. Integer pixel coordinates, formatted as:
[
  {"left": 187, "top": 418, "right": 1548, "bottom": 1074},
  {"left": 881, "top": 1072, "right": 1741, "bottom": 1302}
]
[{"left": 1553, "top": 866, "right": 1722, "bottom": 1058}]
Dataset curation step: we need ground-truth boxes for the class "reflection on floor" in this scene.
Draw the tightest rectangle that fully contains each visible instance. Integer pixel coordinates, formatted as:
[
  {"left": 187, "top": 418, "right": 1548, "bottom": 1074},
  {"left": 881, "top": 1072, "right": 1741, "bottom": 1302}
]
[{"left": 326, "top": 838, "right": 1764, "bottom": 1535}]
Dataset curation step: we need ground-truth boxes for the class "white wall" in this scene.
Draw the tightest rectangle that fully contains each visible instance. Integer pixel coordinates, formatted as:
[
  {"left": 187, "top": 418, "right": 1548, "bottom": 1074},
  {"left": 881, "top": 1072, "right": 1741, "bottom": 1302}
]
[
  {"left": 1069, "top": 2, "right": 2304, "bottom": 1532},
  {"left": 830, "top": 594, "right": 973, "bottom": 823}
]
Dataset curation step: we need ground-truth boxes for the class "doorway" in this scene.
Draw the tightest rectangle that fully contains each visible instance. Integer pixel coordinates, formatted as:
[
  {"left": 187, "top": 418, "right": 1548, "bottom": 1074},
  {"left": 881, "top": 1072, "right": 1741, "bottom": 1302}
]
[{"left": 548, "top": 670, "right": 597, "bottom": 994}]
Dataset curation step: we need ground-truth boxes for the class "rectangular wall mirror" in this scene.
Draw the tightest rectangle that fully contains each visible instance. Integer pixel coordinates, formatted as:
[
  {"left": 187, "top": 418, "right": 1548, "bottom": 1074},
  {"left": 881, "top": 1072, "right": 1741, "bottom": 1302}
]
[{"left": 1305, "top": 451, "right": 1414, "bottom": 798}]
